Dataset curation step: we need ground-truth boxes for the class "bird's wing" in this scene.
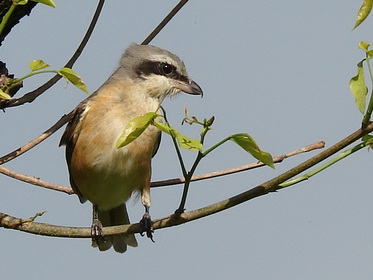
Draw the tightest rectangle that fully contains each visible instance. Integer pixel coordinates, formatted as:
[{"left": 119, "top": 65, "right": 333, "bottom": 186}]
[
  {"left": 152, "top": 132, "right": 162, "bottom": 158},
  {"left": 59, "top": 101, "right": 88, "bottom": 147},
  {"left": 59, "top": 101, "right": 89, "bottom": 203}
]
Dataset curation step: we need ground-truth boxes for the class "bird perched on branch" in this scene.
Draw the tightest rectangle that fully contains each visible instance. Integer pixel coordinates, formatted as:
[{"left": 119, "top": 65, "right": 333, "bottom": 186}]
[{"left": 59, "top": 43, "right": 203, "bottom": 253}]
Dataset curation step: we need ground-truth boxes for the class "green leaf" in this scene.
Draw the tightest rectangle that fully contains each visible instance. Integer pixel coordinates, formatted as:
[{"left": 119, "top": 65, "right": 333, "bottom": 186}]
[
  {"left": 358, "top": 41, "right": 370, "bottom": 52},
  {"left": 31, "top": 0, "right": 56, "bottom": 7},
  {"left": 154, "top": 121, "right": 203, "bottom": 151},
  {"left": 349, "top": 61, "right": 368, "bottom": 114},
  {"left": 116, "top": 112, "right": 157, "bottom": 148},
  {"left": 59, "top": 67, "right": 89, "bottom": 93},
  {"left": 0, "top": 89, "right": 11, "bottom": 100},
  {"left": 230, "top": 133, "right": 274, "bottom": 168},
  {"left": 29, "top": 60, "right": 50, "bottom": 71},
  {"left": 353, "top": 0, "right": 373, "bottom": 30}
]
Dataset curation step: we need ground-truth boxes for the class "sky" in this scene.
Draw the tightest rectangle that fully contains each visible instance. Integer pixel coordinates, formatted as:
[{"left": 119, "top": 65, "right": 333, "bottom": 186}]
[{"left": 1, "top": 1, "right": 373, "bottom": 279}]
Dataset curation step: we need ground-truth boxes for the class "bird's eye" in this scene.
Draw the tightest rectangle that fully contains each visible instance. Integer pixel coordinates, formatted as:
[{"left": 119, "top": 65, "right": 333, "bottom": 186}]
[{"left": 160, "top": 63, "right": 174, "bottom": 75}]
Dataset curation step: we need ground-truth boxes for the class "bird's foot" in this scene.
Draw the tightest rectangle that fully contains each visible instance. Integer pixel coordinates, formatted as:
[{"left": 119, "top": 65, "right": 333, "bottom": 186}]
[
  {"left": 91, "top": 218, "right": 106, "bottom": 246},
  {"left": 139, "top": 208, "right": 154, "bottom": 242}
]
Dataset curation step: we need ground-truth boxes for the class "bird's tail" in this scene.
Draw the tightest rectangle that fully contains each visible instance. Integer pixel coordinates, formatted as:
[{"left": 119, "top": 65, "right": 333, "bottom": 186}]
[{"left": 92, "top": 204, "right": 138, "bottom": 253}]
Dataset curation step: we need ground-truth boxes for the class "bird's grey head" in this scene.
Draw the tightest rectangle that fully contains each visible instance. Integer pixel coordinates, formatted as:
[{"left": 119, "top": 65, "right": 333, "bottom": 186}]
[{"left": 119, "top": 43, "right": 203, "bottom": 100}]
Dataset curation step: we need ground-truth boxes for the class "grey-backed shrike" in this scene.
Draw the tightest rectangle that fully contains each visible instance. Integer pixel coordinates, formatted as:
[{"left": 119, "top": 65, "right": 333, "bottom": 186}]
[{"left": 59, "top": 44, "right": 203, "bottom": 253}]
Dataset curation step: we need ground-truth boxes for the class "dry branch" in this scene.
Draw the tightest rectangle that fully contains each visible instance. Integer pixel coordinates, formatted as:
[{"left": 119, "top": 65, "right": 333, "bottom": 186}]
[{"left": 0, "top": 141, "right": 324, "bottom": 194}]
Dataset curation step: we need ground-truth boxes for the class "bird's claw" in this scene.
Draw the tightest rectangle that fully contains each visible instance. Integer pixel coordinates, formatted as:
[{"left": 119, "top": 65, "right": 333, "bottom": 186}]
[
  {"left": 91, "top": 218, "right": 106, "bottom": 245},
  {"left": 139, "top": 212, "right": 154, "bottom": 242}
]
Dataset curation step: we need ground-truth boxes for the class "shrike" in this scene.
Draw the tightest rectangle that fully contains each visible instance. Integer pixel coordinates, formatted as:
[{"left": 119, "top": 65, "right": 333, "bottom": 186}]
[{"left": 59, "top": 44, "right": 203, "bottom": 253}]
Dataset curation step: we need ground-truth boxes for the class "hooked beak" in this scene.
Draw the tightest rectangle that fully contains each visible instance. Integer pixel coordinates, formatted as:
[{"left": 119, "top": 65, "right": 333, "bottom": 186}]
[{"left": 175, "top": 79, "right": 203, "bottom": 97}]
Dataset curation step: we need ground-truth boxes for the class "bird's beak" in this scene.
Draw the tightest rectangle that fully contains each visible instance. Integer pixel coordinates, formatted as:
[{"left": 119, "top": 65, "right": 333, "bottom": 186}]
[{"left": 175, "top": 79, "right": 203, "bottom": 97}]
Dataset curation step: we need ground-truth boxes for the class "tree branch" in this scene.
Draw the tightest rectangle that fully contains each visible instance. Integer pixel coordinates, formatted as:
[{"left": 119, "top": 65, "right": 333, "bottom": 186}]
[
  {"left": 2, "top": 121, "right": 370, "bottom": 239},
  {"left": 142, "top": 0, "right": 189, "bottom": 45}
]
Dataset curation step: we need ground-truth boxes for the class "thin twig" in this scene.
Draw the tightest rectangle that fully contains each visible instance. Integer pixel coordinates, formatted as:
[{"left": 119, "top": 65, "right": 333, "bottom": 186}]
[
  {"left": 0, "top": 141, "right": 325, "bottom": 195},
  {"left": 141, "top": 0, "right": 189, "bottom": 45},
  {"left": 0, "top": 0, "right": 105, "bottom": 109},
  {"left": 0, "top": 164, "right": 73, "bottom": 194}
]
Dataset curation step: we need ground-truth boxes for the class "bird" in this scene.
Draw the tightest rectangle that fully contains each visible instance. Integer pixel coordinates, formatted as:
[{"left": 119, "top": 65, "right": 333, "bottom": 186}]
[{"left": 59, "top": 43, "right": 203, "bottom": 253}]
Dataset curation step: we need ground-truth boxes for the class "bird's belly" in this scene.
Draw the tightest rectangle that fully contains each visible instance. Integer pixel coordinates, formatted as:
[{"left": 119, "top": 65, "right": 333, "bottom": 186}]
[
  {"left": 71, "top": 125, "right": 158, "bottom": 210},
  {"left": 74, "top": 150, "right": 152, "bottom": 210}
]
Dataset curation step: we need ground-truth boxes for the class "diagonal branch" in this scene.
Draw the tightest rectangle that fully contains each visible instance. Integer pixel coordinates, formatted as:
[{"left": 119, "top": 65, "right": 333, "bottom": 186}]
[
  {"left": 0, "top": 111, "right": 73, "bottom": 164},
  {"left": 142, "top": 0, "right": 189, "bottom": 45},
  {"left": 0, "top": 0, "right": 105, "bottom": 109},
  {"left": 3, "top": 121, "right": 370, "bottom": 239},
  {"left": 0, "top": 164, "right": 73, "bottom": 194}
]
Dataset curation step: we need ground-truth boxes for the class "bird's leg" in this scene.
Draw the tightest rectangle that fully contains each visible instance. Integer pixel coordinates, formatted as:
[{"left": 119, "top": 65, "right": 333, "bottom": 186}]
[
  {"left": 91, "top": 204, "right": 105, "bottom": 244},
  {"left": 139, "top": 205, "right": 154, "bottom": 242},
  {"left": 139, "top": 185, "right": 154, "bottom": 241}
]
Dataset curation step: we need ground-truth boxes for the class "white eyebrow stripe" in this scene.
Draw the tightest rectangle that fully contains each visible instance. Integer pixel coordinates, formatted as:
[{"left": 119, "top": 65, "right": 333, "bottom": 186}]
[{"left": 147, "top": 54, "right": 176, "bottom": 65}]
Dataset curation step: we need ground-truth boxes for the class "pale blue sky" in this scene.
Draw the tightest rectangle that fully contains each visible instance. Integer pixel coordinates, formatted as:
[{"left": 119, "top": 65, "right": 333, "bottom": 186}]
[{"left": 1, "top": 1, "right": 373, "bottom": 279}]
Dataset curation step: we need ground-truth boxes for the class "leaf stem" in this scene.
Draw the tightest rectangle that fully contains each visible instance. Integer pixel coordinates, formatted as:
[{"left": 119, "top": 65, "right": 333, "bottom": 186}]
[
  {"left": 175, "top": 152, "right": 203, "bottom": 215},
  {"left": 5, "top": 70, "right": 59, "bottom": 89},
  {"left": 160, "top": 107, "right": 188, "bottom": 177},
  {"left": 175, "top": 119, "right": 214, "bottom": 214},
  {"left": 202, "top": 136, "right": 231, "bottom": 157}
]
